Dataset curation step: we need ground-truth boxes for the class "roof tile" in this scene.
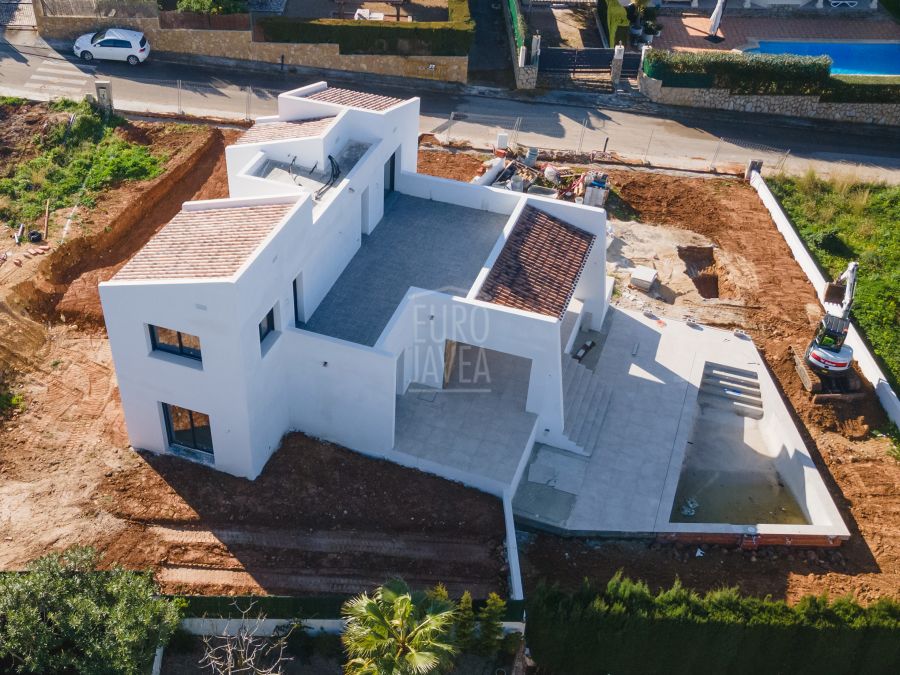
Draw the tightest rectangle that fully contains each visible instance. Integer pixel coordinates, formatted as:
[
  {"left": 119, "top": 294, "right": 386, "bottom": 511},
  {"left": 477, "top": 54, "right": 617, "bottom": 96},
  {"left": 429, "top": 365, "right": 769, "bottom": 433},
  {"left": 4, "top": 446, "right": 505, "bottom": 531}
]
[
  {"left": 304, "top": 86, "right": 405, "bottom": 112},
  {"left": 114, "top": 203, "right": 294, "bottom": 281},
  {"left": 477, "top": 205, "right": 595, "bottom": 319},
  {"left": 236, "top": 117, "right": 335, "bottom": 145}
]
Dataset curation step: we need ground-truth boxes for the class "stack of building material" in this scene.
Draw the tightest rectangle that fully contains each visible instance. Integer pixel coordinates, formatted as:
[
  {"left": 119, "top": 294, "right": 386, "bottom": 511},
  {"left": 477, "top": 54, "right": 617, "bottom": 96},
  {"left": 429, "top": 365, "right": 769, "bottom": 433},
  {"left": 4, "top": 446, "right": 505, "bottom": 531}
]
[{"left": 630, "top": 266, "right": 658, "bottom": 291}]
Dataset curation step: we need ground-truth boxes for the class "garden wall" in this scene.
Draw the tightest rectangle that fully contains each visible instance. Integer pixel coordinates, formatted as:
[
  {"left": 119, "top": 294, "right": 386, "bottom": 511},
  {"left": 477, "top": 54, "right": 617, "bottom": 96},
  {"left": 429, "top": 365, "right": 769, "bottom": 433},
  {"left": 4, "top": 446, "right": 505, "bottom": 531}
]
[
  {"left": 639, "top": 73, "right": 899, "bottom": 125},
  {"left": 33, "top": 11, "right": 467, "bottom": 83}
]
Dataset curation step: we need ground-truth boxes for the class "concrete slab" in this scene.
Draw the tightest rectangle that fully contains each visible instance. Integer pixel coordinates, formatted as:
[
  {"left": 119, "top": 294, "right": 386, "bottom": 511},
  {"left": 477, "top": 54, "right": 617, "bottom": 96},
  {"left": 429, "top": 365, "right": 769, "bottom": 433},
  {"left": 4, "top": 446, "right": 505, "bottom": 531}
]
[
  {"left": 394, "top": 348, "right": 537, "bottom": 487},
  {"left": 302, "top": 193, "right": 509, "bottom": 346}
]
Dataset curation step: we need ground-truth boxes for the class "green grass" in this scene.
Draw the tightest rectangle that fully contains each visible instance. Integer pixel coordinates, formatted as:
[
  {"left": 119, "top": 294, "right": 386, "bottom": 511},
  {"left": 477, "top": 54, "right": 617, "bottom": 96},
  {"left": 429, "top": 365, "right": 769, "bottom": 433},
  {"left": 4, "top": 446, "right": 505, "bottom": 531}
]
[
  {"left": 0, "top": 96, "right": 27, "bottom": 107},
  {"left": 882, "top": 0, "right": 900, "bottom": 21},
  {"left": 0, "top": 387, "right": 24, "bottom": 415},
  {"left": 0, "top": 99, "right": 164, "bottom": 226},
  {"left": 768, "top": 172, "right": 900, "bottom": 394}
]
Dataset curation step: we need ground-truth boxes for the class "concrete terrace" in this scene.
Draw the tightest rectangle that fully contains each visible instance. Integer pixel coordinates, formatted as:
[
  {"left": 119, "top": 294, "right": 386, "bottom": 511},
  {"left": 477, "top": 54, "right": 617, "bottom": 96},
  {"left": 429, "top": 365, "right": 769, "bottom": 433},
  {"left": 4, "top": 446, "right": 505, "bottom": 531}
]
[
  {"left": 514, "top": 307, "right": 770, "bottom": 534},
  {"left": 394, "top": 348, "right": 537, "bottom": 488},
  {"left": 302, "top": 193, "right": 509, "bottom": 346}
]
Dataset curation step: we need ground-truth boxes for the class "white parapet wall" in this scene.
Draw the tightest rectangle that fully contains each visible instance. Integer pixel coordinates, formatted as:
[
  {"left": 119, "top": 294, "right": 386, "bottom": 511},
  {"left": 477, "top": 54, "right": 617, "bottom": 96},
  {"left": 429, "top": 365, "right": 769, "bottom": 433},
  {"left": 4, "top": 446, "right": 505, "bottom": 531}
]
[{"left": 750, "top": 171, "right": 900, "bottom": 428}]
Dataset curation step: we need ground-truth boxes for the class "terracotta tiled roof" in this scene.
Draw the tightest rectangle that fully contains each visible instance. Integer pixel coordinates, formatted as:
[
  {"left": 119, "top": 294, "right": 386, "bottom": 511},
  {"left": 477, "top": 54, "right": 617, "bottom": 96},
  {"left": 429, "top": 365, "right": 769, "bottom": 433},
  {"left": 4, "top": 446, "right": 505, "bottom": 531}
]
[
  {"left": 114, "top": 202, "right": 295, "bottom": 281},
  {"left": 304, "top": 87, "right": 405, "bottom": 112},
  {"left": 235, "top": 117, "right": 335, "bottom": 145},
  {"left": 477, "top": 205, "right": 595, "bottom": 320}
]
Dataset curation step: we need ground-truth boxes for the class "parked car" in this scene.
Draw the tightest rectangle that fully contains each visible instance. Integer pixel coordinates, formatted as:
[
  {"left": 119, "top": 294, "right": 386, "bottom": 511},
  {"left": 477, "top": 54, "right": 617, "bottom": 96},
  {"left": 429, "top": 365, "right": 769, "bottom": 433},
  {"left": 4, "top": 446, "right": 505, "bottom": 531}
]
[{"left": 73, "top": 28, "right": 150, "bottom": 65}]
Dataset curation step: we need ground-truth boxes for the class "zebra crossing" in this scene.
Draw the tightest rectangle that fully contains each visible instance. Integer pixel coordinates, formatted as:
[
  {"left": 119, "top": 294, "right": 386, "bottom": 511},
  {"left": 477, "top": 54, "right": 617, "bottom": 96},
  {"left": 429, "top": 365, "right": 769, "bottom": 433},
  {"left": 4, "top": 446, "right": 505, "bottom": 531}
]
[{"left": 23, "top": 58, "right": 95, "bottom": 98}]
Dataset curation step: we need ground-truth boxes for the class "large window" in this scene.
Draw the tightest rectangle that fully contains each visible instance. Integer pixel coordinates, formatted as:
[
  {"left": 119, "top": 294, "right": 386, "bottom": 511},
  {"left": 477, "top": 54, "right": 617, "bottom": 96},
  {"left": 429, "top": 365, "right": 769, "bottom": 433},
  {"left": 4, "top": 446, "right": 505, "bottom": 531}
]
[
  {"left": 259, "top": 307, "right": 276, "bottom": 343},
  {"left": 162, "top": 403, "right": 213, "bottom": 455},
  {"left": 149, "top": 325, "right": 201, "bottom": 361}
]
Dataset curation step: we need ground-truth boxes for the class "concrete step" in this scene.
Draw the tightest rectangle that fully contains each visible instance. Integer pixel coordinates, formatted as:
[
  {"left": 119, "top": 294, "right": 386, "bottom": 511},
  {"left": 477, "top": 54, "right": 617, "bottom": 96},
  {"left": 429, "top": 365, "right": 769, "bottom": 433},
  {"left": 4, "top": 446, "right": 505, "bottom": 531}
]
[
  {"left": 699, "top": 393, "right": 765, "bottom": 420},
  {"left": 701, "top": 375, "right": 760, "bottom": 394},
  {"left": 701, "top": 386, "right": 763, "bottom": 408},
  {"left": 580, "top": 388, "right": 613, "bottom": 454},
  {"left": 570, "top": 380, "right": 606, "bottom": 443},
  {"left": 703, "top": 363, "right": 759, "bottom": 382}
]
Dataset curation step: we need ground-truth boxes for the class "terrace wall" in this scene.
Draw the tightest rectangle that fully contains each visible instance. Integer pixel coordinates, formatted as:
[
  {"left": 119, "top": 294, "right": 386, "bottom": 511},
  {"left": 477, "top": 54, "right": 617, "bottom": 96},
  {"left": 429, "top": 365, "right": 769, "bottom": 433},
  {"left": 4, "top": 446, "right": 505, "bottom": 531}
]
[
  {"left": 639, "top": 73, "right": 900, "bottom": 126},
  {"left": 33, "top": 8, "right": 467, "bottom": 83}
]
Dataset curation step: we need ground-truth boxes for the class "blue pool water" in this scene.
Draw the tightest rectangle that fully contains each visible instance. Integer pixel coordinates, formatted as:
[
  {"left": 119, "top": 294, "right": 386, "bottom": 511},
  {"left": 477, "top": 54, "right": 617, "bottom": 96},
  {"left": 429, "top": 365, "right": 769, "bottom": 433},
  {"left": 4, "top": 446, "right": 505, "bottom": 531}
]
[{"left": 746, "top": 41, "right": 900, "bottom": 76}]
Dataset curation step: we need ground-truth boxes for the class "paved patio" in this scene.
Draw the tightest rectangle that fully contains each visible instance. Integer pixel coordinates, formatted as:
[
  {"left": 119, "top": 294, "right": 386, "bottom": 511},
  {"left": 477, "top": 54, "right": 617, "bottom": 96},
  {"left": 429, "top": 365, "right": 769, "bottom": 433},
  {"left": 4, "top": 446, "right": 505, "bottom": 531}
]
[
  {"left": 302, "top": 193, "right": 508, "bottom": 346},
  {"left": 513, "top": 307, "right": 770, "bottom": 534},
  {"left": 654, "top": 13, "right": 900, "bottom": 52},
  {"left": 394, "top": 347, "right": 537, "bottom": 487}
]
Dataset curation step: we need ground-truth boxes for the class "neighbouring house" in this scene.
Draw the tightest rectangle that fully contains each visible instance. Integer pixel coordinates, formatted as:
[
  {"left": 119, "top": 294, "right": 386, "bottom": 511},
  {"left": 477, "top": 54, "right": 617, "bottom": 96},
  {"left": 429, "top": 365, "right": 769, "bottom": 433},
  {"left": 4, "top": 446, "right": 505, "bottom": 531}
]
[{"left": 99, "top": 83, "right": 610, "bottom": 486}]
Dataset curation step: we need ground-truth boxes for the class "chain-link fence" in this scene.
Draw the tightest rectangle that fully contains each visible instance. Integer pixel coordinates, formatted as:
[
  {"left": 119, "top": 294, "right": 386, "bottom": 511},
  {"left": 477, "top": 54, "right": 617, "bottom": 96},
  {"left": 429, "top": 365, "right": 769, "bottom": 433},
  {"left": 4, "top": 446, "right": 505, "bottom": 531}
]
[{"left": 428, "top": 109, "right": 793, "bottom": 175}]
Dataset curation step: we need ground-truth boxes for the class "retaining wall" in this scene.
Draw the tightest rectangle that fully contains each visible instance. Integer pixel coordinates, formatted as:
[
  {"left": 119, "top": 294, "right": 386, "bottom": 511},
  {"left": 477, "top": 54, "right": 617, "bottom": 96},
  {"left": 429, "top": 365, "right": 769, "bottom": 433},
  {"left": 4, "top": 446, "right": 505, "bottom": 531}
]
[
  {"left": 34, "top": 13, "right": 468, "bottom": 83},
  {"left": 750, "top": 171, "right": 900, "bottom": 428},
  {"left": 639, "top": 73, "right": 900, "bottom": 126}
]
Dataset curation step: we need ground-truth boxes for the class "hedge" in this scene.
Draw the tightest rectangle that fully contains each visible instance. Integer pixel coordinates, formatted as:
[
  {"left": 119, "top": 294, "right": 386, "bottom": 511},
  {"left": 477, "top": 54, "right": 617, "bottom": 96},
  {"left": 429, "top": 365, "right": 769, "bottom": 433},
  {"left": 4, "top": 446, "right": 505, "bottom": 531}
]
[
  {"left": 824, "top": 76, "right": 900, "bottom": 103},
  {"left": 507, "top": 0, "right": 527, "bottom": 51},
  {"left": 526, "top": 574, "right": 900, "bottom": 675},
  {"left": 598, "top": 0, "right": 629, "bottom": 47},
  {"left": 175, "top": 595, "right": 526, "bottom": 622},
  {"left": 257, "top": 0, "right": 474, "bottom": 57},
  {"left": 643, "top": 49, "right": 831, "bottom": 95}
]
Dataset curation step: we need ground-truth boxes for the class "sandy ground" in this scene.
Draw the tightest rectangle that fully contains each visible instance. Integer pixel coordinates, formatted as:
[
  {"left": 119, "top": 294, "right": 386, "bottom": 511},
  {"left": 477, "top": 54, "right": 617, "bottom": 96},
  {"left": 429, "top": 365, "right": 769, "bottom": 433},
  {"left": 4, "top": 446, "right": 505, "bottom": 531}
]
[
  {"left": 527, "top": 8, "right": 604, "bottom": 49},
  {"left": 418, "top": 155, "right": 900, "bottom": 604},
  {"left": 1, "top": 115, "right": 898, "bottom": 603}
]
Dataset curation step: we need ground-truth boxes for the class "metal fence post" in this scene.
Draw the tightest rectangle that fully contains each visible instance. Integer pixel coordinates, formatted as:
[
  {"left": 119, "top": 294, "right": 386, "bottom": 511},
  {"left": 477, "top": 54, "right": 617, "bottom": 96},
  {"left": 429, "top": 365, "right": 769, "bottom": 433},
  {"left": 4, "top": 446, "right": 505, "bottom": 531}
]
[
  {"left": 176, "top": 79, "right": 182, "bottom": 115},
  {"left": 445, "top": 111, "right": 456, "bottom": 143},
  {"left": 577, "top": 116, "right": 588, "bottom": 155},
  {"left": 512, "top": 116, "right": 522, "bottom": 148},
  {"left": 709, "top": 138, "right": 723, "bottom": 172},
  {"left": 642, "top": 128, "right": 655, "bottom": 165},
  {"left": 245, "top": 86, "right": 251, "bottom": 121}
]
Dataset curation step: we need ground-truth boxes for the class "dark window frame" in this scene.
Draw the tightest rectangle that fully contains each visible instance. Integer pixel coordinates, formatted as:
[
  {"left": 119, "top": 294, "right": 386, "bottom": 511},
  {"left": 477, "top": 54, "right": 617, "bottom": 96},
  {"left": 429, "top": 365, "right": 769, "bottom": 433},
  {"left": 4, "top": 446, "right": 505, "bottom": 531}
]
[
  {"left": 162, "top": 403, "right": 214, "bottom": 455},
  {"left": 259, "top": 307, "right": 276, "bottom": 343},
  {"left": 149, "top": 324, "right": 202, "bottom": 361}
]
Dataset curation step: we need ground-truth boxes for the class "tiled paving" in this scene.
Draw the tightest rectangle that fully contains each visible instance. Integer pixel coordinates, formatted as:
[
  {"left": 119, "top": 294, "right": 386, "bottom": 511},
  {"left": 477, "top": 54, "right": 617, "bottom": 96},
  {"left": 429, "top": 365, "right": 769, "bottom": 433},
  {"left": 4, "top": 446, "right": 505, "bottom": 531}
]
[
  {"left": 302, "top": 193, "right": 509, "bottom": 346},
  {"left": 654, "top": 14, "right": 900, "bottom": 52},
  {"left": 394, "top": 348, "right": 536, "bottom": 486},
  {"left": 513, "top": 307, "right": 769, "bottom": 534}
]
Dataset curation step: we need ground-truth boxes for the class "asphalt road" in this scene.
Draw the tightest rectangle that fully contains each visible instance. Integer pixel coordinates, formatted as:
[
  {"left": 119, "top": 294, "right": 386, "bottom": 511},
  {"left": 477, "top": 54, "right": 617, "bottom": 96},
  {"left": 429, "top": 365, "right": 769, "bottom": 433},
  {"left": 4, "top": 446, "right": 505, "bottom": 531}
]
[{"left": 2, "top": 31, "right": 900, "bottom": 180}]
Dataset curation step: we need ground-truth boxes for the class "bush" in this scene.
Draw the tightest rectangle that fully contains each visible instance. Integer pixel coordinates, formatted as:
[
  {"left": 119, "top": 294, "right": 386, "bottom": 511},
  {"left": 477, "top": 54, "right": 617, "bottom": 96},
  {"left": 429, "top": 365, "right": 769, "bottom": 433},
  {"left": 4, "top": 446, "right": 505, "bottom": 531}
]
[
  {"left": 175, "top": 0, "right": 246, "bottom": 13},
  {"left": 598, "top": 0, "right": 630, "bottom": 47},
  {"left": 527, "top": 573, "right": 900, "bottom": 675},
  {"left": 643, "top": 50, "right": 831, "bottom": 95},
  {"left": 823, "top": 76, "right": 900, "bottom": 103},
  {"left": 0, "top": 547, "right": 184, "bottom": 674},
  {"left": 257, "top": 0, "right": 473, "bottom": 57}
]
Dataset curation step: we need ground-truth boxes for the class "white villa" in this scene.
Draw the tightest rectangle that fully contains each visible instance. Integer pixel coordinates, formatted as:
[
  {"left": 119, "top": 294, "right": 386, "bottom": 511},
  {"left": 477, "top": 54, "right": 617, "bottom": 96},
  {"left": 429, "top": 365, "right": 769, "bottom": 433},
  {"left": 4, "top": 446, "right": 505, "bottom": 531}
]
[
  {"left": 99, "top": 83, "right": 611, "bottom": 490},
  {"left": 101, "top": 84, "right": 848, "bottom": 569}
]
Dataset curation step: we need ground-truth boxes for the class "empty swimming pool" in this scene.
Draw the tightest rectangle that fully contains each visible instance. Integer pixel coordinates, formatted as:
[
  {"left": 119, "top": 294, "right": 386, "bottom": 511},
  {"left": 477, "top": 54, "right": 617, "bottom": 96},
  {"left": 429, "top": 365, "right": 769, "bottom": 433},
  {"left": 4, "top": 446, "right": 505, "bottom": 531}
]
[{"left": 745, "top": 41, "right": 900, "bottom": 76}]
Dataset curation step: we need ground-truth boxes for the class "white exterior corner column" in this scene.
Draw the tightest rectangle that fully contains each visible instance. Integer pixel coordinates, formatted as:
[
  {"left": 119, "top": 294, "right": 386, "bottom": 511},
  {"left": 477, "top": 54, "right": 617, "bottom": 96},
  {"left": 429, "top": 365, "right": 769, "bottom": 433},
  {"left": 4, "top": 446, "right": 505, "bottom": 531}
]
[
  {"left": 816, "top": 0, "right": 824, "bottom": 7},
  {"left": 611, "top": 43, "right": 625, "bottom": 87},
  {"left": 870, "top": 0, "right": 878, "bottom": 8},
  {"left": 691, "top": 0, "right": 699, "bottom": 7},
  {"left": 743, "top": 0, "right": 751, "bottom": 7}
]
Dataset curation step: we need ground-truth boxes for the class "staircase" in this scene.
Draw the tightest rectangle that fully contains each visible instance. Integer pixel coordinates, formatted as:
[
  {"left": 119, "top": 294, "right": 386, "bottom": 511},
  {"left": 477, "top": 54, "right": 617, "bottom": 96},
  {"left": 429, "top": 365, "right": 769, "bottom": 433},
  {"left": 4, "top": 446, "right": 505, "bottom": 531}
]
[
  {"left": 561, "top": 356, "right": 613, "bottom": 456},
  {"left": 698, "top": 363, "right": 764, "bottom": 420}
]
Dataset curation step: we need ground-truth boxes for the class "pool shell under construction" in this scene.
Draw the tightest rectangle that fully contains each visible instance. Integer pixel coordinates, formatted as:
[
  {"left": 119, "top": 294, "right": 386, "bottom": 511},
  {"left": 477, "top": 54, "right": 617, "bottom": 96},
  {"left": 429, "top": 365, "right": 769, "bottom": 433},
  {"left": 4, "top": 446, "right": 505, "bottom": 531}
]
[{"left": 512, "top": 307, "right": 850, "bottom": 548}]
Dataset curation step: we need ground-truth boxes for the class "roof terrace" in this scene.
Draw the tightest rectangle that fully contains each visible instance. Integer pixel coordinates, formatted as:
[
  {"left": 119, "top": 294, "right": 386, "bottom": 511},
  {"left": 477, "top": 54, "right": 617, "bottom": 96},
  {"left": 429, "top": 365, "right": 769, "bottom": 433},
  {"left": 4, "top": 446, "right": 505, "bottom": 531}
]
[{"left": 301, "top": 193, "right": 509, "bottom": 346}]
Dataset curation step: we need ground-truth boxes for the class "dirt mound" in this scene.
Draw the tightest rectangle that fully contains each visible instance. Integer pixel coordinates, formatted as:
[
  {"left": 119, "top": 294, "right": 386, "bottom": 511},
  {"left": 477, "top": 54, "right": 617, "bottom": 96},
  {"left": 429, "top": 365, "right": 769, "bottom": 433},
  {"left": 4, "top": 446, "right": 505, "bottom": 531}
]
[
  {"left": 12, "top": 126, "right": 238, "bottom": 324},
  {"left": 417, "top": 148, "right": 488, "bottom": 182}
]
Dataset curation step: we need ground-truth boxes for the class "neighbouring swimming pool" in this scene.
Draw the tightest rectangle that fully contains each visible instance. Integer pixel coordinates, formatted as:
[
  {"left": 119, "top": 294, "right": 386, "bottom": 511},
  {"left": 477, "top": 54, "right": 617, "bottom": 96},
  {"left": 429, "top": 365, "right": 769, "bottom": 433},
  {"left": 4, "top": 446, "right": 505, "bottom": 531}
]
[{"left": 745, "top": 41, "right": 900, "bottom": 76}]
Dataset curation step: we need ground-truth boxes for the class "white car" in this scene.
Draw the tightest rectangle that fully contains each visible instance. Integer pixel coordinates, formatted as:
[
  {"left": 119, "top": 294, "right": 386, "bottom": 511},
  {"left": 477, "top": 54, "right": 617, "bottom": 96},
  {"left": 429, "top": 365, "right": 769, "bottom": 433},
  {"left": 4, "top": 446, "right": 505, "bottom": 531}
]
[{"left": 73, "top": 28, "right": 150, "bottom": 66}]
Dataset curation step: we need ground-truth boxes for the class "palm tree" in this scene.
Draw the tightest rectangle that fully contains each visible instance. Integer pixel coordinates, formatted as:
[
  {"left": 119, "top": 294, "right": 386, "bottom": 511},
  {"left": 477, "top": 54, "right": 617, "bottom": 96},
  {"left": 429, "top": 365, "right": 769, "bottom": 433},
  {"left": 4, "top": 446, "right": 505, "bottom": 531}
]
[{"left": 341, "top": 579, "right": 458, "bottom": 675}]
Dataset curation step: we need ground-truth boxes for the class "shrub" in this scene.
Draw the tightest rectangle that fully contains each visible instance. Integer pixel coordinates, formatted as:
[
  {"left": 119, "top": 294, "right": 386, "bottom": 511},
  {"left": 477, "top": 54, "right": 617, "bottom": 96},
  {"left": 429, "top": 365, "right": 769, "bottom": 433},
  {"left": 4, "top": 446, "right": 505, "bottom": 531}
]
[
  {"left": 527, "top": 573, "right": 900, "bottom": 675},
  {"left": 822, "top": 76, "right": 900, "bottom": 103},
  {"left": 0, "top": 547, "right": 184, "bottom": 674},
  {"left": 456, "top": 591, "right": 476, "bottom": 652},
  {"left": 258, "top": 0, "right": 473, "bottom": 57},
  {"left": 476, "top": 592, "right": 506, "bottom": 658},
  {"left": 598, "top": 0, "right": 630, "bottom": 47},
  {"left": 643, "top": 50, "right": 831, "bottom": 95},
  {"left": 176, "top": 0, "right": 246, "bottom": 13}
]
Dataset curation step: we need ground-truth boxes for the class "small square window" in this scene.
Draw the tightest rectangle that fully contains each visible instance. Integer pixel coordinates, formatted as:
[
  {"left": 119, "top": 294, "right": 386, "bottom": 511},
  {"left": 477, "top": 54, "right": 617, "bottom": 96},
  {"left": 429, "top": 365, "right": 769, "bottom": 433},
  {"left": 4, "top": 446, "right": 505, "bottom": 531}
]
[
  {"left": 259, "top": 307, "right": 276, "bottom": 343},
  {"left": 149, "top": 324, "right": 202, "bottom": 362}
]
